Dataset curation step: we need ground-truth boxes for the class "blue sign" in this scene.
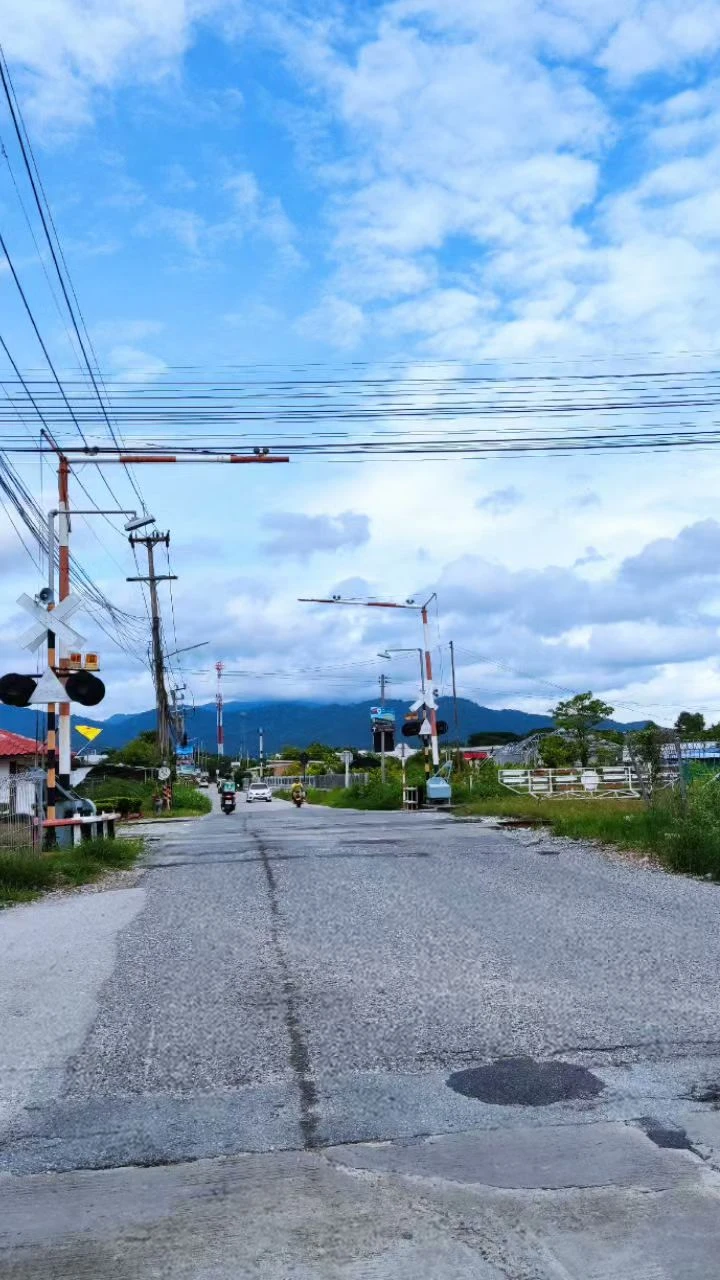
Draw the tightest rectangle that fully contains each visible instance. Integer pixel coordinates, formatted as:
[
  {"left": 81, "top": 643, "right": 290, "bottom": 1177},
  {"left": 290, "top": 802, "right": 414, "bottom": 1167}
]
[{"left": 370, "top": 706, "right": 396, "bottom": 725}]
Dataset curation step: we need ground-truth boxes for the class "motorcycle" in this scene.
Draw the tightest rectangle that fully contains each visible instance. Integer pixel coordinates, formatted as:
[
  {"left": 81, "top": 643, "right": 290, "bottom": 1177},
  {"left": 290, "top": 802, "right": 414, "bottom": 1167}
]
[
  {"left": 221, "top": 793, "right": 236, "bottom": 814},
  {"left": 292, "top": 791, "right": 305, "bottom": 809}
]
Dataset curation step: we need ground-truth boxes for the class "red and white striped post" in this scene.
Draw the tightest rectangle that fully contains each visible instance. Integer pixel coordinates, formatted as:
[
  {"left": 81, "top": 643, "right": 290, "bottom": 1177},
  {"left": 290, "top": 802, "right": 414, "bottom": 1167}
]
[
  {"left": 57, "top": 455, "right": 72, "bottom": 788},
  {"left": 216, "top": 661, "right": 224, "bottom": 757},
  {"left": 421, "top": 601, "right": 440, "bottom": 768}
]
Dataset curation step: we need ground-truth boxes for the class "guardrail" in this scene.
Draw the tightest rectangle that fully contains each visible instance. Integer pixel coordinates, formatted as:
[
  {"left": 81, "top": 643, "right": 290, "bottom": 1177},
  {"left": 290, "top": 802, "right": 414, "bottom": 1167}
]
[
  {"left": 42, "top": 812, "right": 119, "bottom": 845},
  {"left": 499, "top": 767, "right": 642, "bottom": 797},
  {"left": 265, "top": 773, "right": 369, "bottom": 792}
]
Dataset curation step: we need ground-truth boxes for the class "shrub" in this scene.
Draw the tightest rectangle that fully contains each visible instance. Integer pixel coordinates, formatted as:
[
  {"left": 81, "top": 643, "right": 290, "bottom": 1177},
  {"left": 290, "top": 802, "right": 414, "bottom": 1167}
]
[
  {"left": 171, "top": 786, "right": 212, "bottom": 814},
  {"left": 660, "top": 780, "right": 720, "bottom": 879}
]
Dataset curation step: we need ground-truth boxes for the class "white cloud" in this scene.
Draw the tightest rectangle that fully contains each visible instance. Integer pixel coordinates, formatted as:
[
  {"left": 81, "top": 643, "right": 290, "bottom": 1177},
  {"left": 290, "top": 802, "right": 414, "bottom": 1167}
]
[
  {"left": 260, "top": 510, "right": 371, "bottom": 559},
  {"left": 296, "top": 295, "right": 367, "bottom": 348},
  {"left": 476, "top": 486, "right": 524, "bottom": 516},
  {"left": 109, "top": 344, "right": 168, "bottom": 381},
  {"left": 0, "top": 0, "right": 231, "bottom": 134},
  {"left": 598, "top": 3, "right": 720, "bottom": 82}
]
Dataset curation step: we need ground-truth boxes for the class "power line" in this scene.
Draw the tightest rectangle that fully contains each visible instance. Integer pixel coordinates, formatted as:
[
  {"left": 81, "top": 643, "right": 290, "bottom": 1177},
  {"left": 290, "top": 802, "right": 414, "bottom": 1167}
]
[{"left": 0, "top": 46, "right": 147, "bottom": 510}]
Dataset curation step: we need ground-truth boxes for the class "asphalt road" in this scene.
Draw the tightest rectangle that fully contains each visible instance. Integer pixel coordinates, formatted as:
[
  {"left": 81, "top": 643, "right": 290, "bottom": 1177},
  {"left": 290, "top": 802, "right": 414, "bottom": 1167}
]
[{"left": 3, "top": 797, "right": 720, "bottom": 1277}]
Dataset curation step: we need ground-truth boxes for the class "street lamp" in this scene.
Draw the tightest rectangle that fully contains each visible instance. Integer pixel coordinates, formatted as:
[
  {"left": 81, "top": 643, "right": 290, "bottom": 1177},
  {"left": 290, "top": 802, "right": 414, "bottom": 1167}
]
[
  {"left": 124, "top": 512, "right": 157, "bottom": 532},
  {"left": 163, "top": 640, "right": 209, "bottom": 660},
  {"left": 47, "top": 507, "right": 156, "bottom": 593},
  {"left": 378, "top": 647, "right": 425, "bottom": 695}
]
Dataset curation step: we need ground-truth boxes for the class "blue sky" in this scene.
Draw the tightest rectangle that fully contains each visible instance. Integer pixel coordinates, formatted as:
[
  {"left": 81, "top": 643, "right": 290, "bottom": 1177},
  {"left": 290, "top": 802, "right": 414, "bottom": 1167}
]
[{"left": 3, "top": 0, "right": 720, "bottom": 724}]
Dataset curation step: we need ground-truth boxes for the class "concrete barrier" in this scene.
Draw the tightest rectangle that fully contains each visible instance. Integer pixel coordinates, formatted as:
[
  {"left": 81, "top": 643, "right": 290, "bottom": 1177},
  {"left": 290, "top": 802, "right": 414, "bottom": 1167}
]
[{"left": 42, "top": 813, "right": 118, "bottom": 847}]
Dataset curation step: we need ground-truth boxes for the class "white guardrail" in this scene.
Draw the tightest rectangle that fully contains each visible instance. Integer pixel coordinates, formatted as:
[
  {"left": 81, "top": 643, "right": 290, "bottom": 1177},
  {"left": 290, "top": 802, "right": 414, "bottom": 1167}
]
[
  {"left": 264, "top": 773, "right": 369, "bottom": 791},
  {"left": 499, "top": 766, "right": 643, "bottom": 797}
]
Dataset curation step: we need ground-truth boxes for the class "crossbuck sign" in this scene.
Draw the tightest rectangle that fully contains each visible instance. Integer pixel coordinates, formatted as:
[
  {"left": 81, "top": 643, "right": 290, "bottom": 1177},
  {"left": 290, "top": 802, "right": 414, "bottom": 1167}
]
[{"left": 17, "top": 593, "right": 85, "bottom": 652}]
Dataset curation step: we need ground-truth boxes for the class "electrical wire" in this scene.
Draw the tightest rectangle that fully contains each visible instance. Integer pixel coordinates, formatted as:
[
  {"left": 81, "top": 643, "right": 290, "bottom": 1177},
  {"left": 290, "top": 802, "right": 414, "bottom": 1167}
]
[
  {"left": 5, "top": 362, "right": 720, "bottom": 461},
  {"left": 0, "top": 46, "right": 148, "bottom": 511}
]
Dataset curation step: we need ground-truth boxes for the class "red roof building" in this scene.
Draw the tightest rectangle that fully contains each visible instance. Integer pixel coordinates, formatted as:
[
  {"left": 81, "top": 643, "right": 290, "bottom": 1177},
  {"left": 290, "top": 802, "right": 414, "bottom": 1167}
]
[{"left": 0, "top": 729, "right": 41, "bottom": 760}]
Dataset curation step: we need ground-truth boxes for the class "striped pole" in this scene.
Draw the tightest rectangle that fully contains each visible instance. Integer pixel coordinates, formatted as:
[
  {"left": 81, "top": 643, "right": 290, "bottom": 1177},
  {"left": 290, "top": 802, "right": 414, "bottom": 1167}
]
[
  {"left": 57, "top": 455, "right": 71, "bottom": 789},
  {"left": 46, "top": 623, "right": 57, "bottom": 846},
  {"left": 421, "top": 604, "right": 440, "bottom": 769}
]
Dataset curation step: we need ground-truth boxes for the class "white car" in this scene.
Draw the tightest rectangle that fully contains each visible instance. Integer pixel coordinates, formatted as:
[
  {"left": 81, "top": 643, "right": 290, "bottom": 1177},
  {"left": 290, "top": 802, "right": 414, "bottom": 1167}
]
[{"left": 246, "top": 781, "right": 272, "bottom": 803}]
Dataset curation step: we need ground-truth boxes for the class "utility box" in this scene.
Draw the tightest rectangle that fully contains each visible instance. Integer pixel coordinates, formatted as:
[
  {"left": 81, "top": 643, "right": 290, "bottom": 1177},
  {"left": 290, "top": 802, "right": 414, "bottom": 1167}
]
[{"left": 426, "top": 775, "right": 452, "bottom": 804}]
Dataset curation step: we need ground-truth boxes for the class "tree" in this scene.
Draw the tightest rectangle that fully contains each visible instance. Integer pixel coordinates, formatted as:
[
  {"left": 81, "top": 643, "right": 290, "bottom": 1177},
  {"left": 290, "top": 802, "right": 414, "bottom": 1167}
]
[
  {"left": 551, "top": 692, "right": 614, "bottom": 767},
  {"left": 539, "top": 734, "right": 576, "bottom": 767},
  {"left": 109, "top": 730, "right": 161, "bottom": 768},
  {"left": 627, "top": 725, "right": 667, "bottom": 806},
  {"left": 675, "top": 711, "right": 705, "bottom": 737}
]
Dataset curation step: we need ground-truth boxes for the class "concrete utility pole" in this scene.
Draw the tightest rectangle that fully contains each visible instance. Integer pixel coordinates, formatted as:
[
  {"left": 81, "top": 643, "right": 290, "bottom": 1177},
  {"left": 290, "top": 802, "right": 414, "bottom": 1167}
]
[
  {"left": 449, "top": 639, "right": 459, "bottom": 736},
  {"left": 127, "top": 531, "right": 176, "bottom": 762},
  {"left": 215, "top": 661, "right": 224, "bottom": 757},
  {"left": 258, "top": 726, "right": 265, "bottom": 778},
  {"left": 379, "top": 671, "right": 388, "bottom": 783}
]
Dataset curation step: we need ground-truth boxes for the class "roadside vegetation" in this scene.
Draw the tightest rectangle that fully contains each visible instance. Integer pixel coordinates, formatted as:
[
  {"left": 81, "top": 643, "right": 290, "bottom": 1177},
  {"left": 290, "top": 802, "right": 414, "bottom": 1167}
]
[
  {"left": 78, "top": 778, "right": 212, "bottom": 820},
  {"left": 302, "top": 696, "right": 720, "bottom": 882},
  {"left": 0, "top": 836, "right": 145, "bottom": 908}
]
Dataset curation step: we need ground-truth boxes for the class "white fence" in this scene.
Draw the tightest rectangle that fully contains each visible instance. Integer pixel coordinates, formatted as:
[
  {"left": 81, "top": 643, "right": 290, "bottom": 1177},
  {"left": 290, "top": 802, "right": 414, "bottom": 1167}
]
[
  {"left": 499, "top": 766, "right": 643, "bottom": 798},
  {"left": 265, "top": 772, "right": 369, "bottom": 792}
]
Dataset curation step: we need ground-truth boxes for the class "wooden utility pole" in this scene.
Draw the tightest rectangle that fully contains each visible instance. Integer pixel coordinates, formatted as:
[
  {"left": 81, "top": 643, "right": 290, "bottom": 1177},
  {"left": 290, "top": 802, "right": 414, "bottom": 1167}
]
[{"left": 127, "top": 531, "right": 176, "bottom": 762}]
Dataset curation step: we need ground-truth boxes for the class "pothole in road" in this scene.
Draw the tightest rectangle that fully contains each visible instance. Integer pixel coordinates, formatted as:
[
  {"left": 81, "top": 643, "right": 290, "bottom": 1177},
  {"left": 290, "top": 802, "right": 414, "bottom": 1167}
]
[
  {"left": 447, "top": 1056, "right": 605, "bottom": 1106},
  {"left": 637, "top": 1118, "right": 694, "bottom": 1150}
]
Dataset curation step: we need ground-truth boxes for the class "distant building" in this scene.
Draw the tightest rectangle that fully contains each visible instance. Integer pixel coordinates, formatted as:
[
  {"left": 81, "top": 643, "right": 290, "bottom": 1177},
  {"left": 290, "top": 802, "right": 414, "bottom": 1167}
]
[
  {"left": 0, "top": 729, "right": 42, "bottom": 816},
  {"left": 0, "top": 728, "right": 41, "bottom": 778}
]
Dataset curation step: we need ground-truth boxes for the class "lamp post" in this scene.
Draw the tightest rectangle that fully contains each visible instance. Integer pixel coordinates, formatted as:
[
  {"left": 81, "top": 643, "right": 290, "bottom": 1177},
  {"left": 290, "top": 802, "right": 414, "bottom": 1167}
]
[{"left": 377, "top": 647, "right": 425, "bottom": 696}]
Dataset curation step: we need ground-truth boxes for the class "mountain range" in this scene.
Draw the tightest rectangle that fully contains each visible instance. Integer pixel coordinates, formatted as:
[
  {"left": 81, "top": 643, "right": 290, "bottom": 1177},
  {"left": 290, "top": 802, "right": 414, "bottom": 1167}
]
[{"left": 0, "top": 698, "right": 648, "bottom": 755}]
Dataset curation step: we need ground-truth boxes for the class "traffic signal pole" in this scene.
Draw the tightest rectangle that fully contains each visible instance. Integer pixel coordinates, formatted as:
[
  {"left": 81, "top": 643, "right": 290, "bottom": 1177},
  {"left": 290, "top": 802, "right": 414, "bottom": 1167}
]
[
  {"left": 299, "top": 591, "right": 441, "bottom": 789},
  {"left": 379, "top": 671, "right": 387, "bottom": 783},
  {"left": 57, "top": 455, "right": 71, "bottom": 788},
  {"left": 421, "top": 602, "right": 440, "bottom": 769}
]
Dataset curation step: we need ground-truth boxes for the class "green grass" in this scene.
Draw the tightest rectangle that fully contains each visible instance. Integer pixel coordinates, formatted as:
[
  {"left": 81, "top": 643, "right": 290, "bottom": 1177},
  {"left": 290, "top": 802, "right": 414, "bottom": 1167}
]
[
  {"left": 0, "top": 836, "right": 145, "bottom": 908},
  {"left": 308, "top": 778, "right": 403, "bottom": 810},
  {"left": 81, "top": 779, "right": 212, "bottom": 819},
  {"left": 456, "top": 785, "right": 720, "bottom": 880}
]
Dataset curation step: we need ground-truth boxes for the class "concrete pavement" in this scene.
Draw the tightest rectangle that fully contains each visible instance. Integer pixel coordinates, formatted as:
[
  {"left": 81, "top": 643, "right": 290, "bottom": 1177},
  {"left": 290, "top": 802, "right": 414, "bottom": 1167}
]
[{"left": 2, "top": 798, "right": 720, "bottom": 1276}]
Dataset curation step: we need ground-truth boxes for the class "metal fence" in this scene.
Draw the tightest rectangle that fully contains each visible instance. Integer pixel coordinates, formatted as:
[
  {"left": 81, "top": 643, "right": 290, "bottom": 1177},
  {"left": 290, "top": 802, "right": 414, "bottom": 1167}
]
[
  {"left": 0, "top": 771, "right": 43, "bottom": 851},
  {"left": 264, "top": 772, "right": 369, "bottom": 792}
]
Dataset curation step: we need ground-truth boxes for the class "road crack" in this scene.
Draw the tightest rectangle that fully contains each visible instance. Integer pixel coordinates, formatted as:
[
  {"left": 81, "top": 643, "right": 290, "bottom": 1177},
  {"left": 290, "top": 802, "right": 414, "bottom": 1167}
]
[{"left": 254, "top": 829, "right": 319, "bottom": 1150}]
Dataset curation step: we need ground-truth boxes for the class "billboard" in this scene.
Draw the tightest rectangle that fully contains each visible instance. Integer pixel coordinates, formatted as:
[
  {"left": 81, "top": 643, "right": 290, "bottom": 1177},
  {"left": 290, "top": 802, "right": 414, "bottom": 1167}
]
[{"left": 370, "top": 706, "right": 395, "bottom": 730}]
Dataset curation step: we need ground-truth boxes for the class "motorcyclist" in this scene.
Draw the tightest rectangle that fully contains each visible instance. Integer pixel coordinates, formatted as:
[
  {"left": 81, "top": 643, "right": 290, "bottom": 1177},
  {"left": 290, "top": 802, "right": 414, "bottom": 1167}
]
[{"left": 291, "top": 782, "right": 306, "bottom": 806}]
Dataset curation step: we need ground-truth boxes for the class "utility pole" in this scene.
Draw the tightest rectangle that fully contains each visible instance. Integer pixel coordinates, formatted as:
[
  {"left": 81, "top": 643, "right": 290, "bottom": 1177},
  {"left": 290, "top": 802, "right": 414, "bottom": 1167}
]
[
  {"left": 449, "top": 639, "right": 459, "bottom": 738},
  {"left": 127, "top": 531, "right": 176, "bottom": 762},
  {"left": 259, "top": 726, "right": 265, "bottom": 777},
  {"left": 215, "top": 661, "right": 224, "bottom": 757},
  {"left": 379, "top": 671, "right": 388, "bottom": 783}
]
